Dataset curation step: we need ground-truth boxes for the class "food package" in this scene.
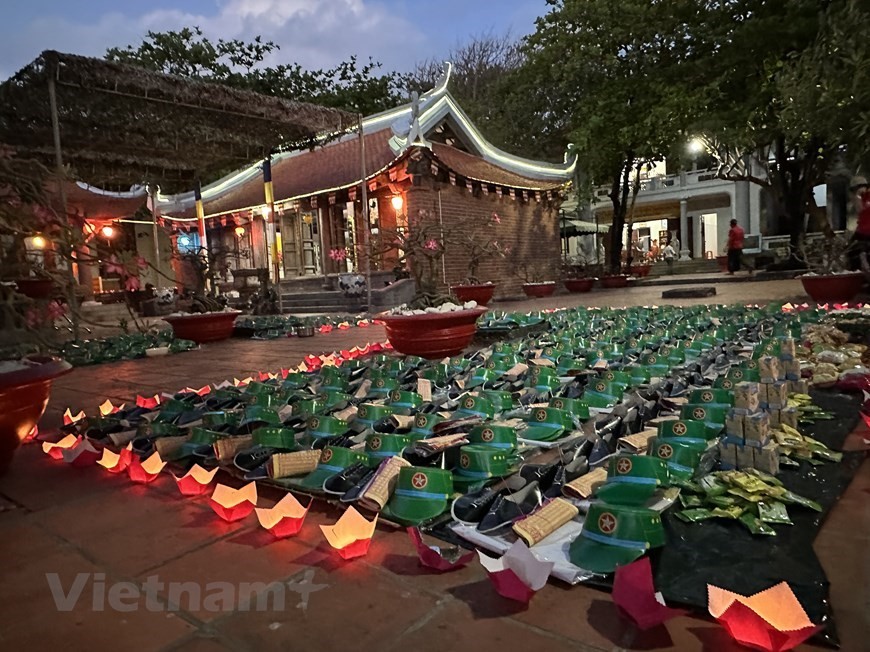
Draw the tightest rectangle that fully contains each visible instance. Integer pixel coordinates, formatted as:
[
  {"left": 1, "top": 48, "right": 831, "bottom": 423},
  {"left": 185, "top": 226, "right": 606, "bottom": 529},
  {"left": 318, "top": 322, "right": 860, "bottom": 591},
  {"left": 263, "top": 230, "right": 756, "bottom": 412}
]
[
  {"left": 753, "top": 441, "right": 780, "bottom": 475},
  {"left": 744, "top": 412, "right": 770, "bottom": 446},
  {"left": 759, "top": 356, "right": 782, "bottom": 382},
  {"left": 790, "top": 379, "right": 810, "bottom": 394},
  {"left": 733, "top": 382, "right": 759, "bottom": 414},
  {"left": 780, "top": 406, "right": 799, "bottom": 430},
  {"left": 717, "top": 441, "right": 738, "bottom": 468},
  {"left": 725, "top": 411, "right": 745, "bottom": 439},
  {"left": 766, "top": 381, "right": 789, "bottom": 409},
  {"left": 782, "top": 358, "right": 801, "bottom": 381},
  {"left": 779, "top": 337, "right": 797, "bottom": 360},
  {"left": 767, "top": 408, "right": 781, "bottom": 429},
  {"left": 735, "top": 444, "right": 755, "bottom": 470}
]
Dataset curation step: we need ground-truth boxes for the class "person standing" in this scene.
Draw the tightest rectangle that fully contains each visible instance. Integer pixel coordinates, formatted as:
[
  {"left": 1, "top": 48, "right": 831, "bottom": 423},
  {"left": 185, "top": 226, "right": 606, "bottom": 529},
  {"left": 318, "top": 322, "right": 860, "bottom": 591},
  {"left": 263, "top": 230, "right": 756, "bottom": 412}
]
[
  {"left": 662, "top": 239, "right": 676, "bottom": 274},
  {"left": 726, "top": 218, "right": 751, "bottom": 275}
]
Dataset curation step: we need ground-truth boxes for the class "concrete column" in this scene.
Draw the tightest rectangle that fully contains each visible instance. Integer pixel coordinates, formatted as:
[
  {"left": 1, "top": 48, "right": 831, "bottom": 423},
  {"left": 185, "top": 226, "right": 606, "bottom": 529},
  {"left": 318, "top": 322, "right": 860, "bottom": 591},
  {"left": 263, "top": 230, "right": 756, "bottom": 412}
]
[
  {"left": 735, "top": 181, "right": 751, "bottom": 230},
  {"left": 77, "top": 242, "right": 95, "bottom": 299},
  {"left": 679, "top": 199, "right": 691, "bottom": 260},
  {"left": 693, "top": 215, "right": 704, "bottom": 259}
]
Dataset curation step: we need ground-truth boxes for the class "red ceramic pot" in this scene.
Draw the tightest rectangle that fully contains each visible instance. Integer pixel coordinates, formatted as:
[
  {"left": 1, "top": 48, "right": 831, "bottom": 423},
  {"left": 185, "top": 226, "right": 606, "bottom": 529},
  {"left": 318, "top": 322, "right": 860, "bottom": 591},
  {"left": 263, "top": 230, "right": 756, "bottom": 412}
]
[
  {"left": 450, "top": 284, "right": 496, "bottom": 306},
  {"left": 800, "top": 273, "right": 866, "bottom": 303},
  {"left": 163, "top": 311, "right": 242, "bottom": 344},
  {"left": 600, "top": 275, "right": 629, "bottom": 289},
  {"left": 630, "top": 265, "right": 651, "bottom": 277},
  {"left": 378, "top": 307, "right": 487, "bottom": 359},
  {"left": 0, "top": 355, "right": 72, "bottom": 474},
  {"left": 14, "top": 278, "right": 55, "bottom": 299},
  {"left": 522, "top": 282, "right": 557, "bottom": 298},
  {"left": 564, "top": 278, "right": 595, "bottom": 293}
]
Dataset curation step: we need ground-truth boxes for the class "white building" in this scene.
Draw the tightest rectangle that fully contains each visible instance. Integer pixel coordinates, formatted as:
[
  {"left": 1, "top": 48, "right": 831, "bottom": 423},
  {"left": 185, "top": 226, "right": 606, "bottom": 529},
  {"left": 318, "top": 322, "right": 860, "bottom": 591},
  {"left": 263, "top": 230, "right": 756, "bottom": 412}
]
[{"left": 590, "top": 167, "right": 764, "bottom": 260}]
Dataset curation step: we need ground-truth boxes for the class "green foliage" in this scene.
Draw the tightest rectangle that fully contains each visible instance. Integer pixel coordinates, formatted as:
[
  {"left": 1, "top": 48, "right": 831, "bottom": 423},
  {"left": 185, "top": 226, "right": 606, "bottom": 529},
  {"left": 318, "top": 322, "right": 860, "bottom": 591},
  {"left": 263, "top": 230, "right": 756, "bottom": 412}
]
[
  {"left": 690, "top": 0, "right": 844, "bottom": 255},
  {"left": 512, "top": 0, "right": 704, "bottom": 271},
  {"left": 777, "top": 0, "right": 870, "bottom": 172},
  {"left": 106, "top": 26, "right": 402, "bottom": 117}
]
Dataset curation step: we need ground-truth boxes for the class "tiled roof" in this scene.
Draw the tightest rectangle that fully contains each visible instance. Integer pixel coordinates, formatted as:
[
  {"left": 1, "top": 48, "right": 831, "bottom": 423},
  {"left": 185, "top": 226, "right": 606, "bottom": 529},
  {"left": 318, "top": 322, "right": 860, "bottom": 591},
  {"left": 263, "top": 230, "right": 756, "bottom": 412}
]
[
  {"left": 173, "top": 129, "right": 398, "bottom": 218},
  {"left": 431, "top": 143, "right": 565, "bottom": 191},
  {"left": 165, "top": 132, "right": 565, "bottom": 219}
]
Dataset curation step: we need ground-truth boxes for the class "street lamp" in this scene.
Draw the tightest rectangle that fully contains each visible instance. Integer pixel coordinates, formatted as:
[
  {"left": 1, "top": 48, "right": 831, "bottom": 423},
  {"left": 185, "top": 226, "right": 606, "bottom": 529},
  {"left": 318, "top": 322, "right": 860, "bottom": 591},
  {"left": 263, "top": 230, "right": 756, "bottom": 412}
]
[
  {"left": 390, "top": 194, "right": 404, "bottom": 212},
  {"left": 101, "top": 225, "right": 115, "bottom": 238},
  {"left": 688, "top": 138, "right": 705, "bottom": 155}
]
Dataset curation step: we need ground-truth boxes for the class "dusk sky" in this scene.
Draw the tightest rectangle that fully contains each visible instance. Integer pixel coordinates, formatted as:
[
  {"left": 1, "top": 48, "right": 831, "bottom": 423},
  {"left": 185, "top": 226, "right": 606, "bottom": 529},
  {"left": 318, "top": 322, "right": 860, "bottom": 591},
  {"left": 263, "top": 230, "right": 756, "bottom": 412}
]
[{"left": 0, "top": 0, "right": 547, "bottom": 80}]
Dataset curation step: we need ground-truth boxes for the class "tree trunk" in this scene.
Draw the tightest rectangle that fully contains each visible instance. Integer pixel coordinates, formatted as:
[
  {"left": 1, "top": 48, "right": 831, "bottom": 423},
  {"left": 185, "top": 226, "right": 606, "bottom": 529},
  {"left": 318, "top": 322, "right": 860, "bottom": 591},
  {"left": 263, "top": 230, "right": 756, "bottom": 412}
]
[{"left": 607, "top": 158, "right": 632, "bottom": 274}]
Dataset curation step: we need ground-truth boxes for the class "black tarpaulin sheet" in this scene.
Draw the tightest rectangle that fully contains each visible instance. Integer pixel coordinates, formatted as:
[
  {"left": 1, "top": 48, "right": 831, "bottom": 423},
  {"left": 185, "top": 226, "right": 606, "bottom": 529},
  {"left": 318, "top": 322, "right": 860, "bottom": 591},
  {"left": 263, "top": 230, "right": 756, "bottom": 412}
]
[{"left": 651, "top": 390, "right": 864, "bottom": 647}]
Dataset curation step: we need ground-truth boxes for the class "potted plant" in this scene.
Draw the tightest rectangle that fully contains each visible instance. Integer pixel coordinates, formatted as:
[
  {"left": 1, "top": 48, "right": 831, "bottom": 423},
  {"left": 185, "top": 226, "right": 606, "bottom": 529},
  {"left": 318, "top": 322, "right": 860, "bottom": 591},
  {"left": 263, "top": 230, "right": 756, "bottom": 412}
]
[
  {"left": 369, "top": 208, "right": 487, "bottom": 358},
  {"left": 517, "top": 261, "right": 558, "bottom": 298},
  {"left": 162, "top": 245, "right": 241, "bottom": 343},
  {"left": 331, "top": 248, "right": 366, "bottom": 299},
  {"left": 448, "top": 212, "right": 508, "bottom": 305},
  {"left": 797, "top": 231, "right": 867, "bottom": 303},
  {"left": 562, "top": 254, "right": 597, "bottom": 293},
  {"left": 0, "top": 153, "right": 74, "bottom": 473}
]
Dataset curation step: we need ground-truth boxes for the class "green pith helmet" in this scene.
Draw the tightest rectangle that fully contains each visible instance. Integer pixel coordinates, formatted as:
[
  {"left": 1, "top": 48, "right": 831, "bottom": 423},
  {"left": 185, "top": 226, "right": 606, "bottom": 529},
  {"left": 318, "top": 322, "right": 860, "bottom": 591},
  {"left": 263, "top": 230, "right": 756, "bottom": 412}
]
[
  {"left": 595, "top": 454, "right": 670, "bottom": 505},
  {"left": 381, "top": 466, "right": 454, "bottom": 525},
  {"left": 569, "top": 502, "right": 665, "bottom": 574}
]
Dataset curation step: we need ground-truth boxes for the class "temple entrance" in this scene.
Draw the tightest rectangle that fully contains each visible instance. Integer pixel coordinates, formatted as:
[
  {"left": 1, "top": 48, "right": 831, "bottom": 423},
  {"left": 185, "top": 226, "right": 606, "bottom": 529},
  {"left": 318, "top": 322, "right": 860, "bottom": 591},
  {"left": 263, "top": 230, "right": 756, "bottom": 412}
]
[{"left": 282, "top": 210, "right": 322, "bottom": 276}]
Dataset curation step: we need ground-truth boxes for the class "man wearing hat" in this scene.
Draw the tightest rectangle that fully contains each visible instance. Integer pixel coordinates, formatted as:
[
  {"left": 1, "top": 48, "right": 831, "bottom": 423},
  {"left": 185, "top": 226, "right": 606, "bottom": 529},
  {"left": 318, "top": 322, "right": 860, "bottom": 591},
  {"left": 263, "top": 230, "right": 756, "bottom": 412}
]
[{"left": 848, "top": 176, "right": 870, "bottom": 271}]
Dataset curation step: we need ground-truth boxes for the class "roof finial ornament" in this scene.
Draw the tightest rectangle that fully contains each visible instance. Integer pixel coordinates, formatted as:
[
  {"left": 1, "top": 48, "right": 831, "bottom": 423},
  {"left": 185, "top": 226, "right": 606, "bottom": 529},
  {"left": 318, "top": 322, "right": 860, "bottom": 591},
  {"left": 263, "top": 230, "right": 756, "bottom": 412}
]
[
  {"left": 430, "top": 61, "right": 452, "bottom": 96},
  {"left": 405, "top": 91, "right": 430, "bottom": 149}
]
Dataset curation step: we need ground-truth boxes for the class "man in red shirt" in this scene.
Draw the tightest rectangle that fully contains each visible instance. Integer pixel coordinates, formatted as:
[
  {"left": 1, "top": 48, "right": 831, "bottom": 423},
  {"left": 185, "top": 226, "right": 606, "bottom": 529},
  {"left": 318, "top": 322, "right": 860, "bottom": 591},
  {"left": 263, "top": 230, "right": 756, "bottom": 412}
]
[{"left": 726, "top": 218, "right": 752, "bottom": 274}]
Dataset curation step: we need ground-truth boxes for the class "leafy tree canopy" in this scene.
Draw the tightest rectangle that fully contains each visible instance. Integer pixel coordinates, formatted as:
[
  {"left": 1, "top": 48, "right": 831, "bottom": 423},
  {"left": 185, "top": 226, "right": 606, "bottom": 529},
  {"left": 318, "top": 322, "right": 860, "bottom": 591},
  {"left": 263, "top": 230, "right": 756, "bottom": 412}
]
[{"left": 106, "top": 26, "right": 402, "bottom": 116}]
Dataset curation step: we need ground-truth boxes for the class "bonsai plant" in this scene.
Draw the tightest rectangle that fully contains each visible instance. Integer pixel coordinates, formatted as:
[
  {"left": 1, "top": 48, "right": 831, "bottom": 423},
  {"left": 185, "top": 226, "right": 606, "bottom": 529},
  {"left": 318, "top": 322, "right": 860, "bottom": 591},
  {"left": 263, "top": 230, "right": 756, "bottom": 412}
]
[
  {"left": 516, "top": 261, "right": 558, "bottom": 298},
  {"left": 562, "top": 253, "right": 597, "bottom": 293},
  {"left": 368, "top": 207, "right": 487, "bottom": 358},
  {"left": 0, "top": 153, "right": 73, "bottom": 473},
  {"left": 162, "top": 245, "right": 241, "bottom": 344},
  {"left": 448, "top": 211, "right": 509, "bottom": 305},
  {"left": 797, "top": 230, "right": 867, "bottom": 303}
]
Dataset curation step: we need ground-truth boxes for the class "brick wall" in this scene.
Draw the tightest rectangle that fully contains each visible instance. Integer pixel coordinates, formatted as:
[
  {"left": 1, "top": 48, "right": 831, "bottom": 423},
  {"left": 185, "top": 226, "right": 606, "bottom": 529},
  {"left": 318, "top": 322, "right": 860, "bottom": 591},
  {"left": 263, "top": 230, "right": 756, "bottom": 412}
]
[{"left": 407, "top": 180, "right": 561, "bottom": 299}]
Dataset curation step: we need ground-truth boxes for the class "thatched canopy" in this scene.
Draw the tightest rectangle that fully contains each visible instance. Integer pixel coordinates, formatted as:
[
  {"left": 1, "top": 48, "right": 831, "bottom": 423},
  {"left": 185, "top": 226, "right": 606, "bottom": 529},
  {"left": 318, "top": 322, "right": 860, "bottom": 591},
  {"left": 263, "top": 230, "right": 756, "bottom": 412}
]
[{"left": 0, "top": 51, "right": 353, "bottom": 192}]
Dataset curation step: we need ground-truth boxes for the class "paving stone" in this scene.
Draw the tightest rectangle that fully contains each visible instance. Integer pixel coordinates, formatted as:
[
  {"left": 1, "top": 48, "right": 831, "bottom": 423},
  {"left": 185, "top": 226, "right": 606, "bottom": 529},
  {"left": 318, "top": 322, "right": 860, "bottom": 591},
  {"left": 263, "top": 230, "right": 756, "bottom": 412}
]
[
  {"left": 215, "top": 557, "right": 439, "bottom": 651},
  {"left": 386, "top": 601, "right": 593, "bottom": 652},
  {"left": 30, "top": 483, "right": 248, "bottom": 577},
  {"left": 0, "top": 522, "right": 195, "bottom": 652}
]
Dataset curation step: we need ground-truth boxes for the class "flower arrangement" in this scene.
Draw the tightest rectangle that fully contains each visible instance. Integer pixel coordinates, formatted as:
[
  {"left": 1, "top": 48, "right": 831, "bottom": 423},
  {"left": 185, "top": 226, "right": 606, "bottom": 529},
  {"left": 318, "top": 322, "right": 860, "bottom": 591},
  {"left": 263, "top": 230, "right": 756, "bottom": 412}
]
[
  {"left": 451, "top": 212, "right": 511, "bottom": 285},
  {"left": 328, "top": 247, "right": 348, "bottom": 263}
]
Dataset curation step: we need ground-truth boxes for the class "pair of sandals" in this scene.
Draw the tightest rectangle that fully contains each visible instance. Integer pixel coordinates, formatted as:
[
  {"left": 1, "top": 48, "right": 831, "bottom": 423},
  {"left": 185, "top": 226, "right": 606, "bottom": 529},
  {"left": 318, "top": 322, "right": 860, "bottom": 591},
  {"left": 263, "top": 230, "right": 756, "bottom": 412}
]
[{"left": 452, "top": 450, "right": 591, "bottom": 534}]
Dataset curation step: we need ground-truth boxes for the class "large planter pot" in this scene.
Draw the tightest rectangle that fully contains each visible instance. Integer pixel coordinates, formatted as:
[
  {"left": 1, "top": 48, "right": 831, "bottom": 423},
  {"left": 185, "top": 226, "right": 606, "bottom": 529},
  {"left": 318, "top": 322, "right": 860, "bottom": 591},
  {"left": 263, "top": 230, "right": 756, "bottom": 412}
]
[
  {"left": 522, "top": 282, "right": 557, "bottom": 298},
  {"left": 14, "top": 278, "right": 55, "bottom": 299},
  {"left": 378, "top": 307, "right": 488, "bottom": 359},
  {"left": 0, "top": 355, "right": 72, "bottom": 474},
  {"left": 564, "top": 278, "right": 595, "bottom": 293},
  {"left": 163, "top": 310, "right": 242, "bottom": 344},
  {"left": 600, "top": 275, "right": 629, "bottom": 289},
  {"left": 338, "top": 273, "right": 366, "bottom": 298},
  {"left": 800, "top": 273, "right": 866, "bottom": 303},
  {"left": 630, "top": 265, "right": 651, "bottom": 278},
  {"left": 450, "top": 283, "right": 496, "bottom": 306}
]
